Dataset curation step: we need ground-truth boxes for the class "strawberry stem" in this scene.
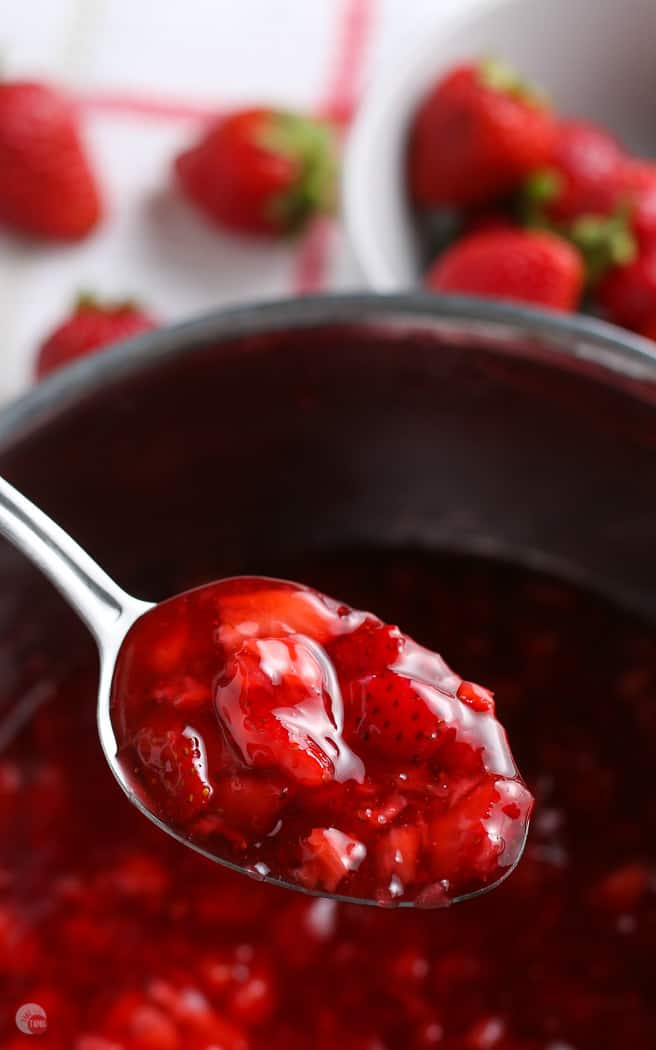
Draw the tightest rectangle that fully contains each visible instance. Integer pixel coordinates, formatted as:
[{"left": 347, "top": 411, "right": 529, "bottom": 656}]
[
  {"left": 74, "top": 291, "right": 139, "bottom": 312},
  {"left": 259, "top": 111, "right": 338, "bottom": 234},
  {"left": 568, "top": 208, "right": 637, "bottom": 285},
  {"left": 478, "top": 58, "right": 549, "bottom": 108}
]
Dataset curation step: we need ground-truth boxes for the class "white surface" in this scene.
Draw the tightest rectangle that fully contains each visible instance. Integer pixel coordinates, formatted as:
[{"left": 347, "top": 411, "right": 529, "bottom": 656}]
[
  {"left": 344, "top": 0, "right": 656, "bottom": 291},
  {"left": 0, "top": 0, "right": 440, "bottom": 401}
]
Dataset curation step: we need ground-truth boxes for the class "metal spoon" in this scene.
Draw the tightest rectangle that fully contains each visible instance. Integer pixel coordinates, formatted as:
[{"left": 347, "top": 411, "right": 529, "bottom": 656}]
[{"left": 0, "top": 473, "right": 528, "bottom": 907}]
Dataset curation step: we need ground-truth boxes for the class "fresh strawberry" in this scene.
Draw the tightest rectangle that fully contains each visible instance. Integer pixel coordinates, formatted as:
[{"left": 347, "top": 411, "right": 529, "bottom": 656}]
[
  {"left": 215, "top": 636, "right": 344, "bottom": 786},
  {"left": 521, "top": 139, "right": 656, "bottom": 287},
  {"left": 409, "top": 60, "right": 557, "bottom": 209},
  {"left": 522, "top": 120, "right": 625, "bottom": 223},
  {"left": 175, "top": 107, "right": 336, "bottom": 236},
  {"left": 619, "top": 159, "right": 656, "bottom": 248},
  {"left": 36, "top": 294, "right": 157, "bottom": 379},
  {"left": 598, "top": 246, "right": 656, "bottom": 331},
  {"left": 425, "top": 228, "right": 584, "bottom": 311},
  {"left": 641, "top": 314, "right": 656, "bottom": 341},
  {"left": 0, "top": 80, "right": 102, "bottom": 240},
  {"left": 131, "top": 709, "right": 213, "bottom": 823}
]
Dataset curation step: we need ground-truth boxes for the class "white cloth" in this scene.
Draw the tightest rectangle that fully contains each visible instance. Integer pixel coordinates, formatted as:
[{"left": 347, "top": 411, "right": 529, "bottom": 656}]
[{"left": 0, "top": 0, "right": 444, "bottom": 400}]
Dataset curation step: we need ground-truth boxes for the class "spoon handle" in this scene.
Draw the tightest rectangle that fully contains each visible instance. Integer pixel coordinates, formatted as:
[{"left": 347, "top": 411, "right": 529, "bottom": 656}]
[{"left": 0, "top": 475, "right": 150, "bottom": 650}]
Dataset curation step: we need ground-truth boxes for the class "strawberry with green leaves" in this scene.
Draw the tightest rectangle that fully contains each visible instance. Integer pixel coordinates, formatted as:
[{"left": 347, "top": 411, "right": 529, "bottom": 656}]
[
  {"left": 175, "top": 107, "right": 337, "bottom": 236},
  {"left": 36, "top": 295, "right": 157, "bottom": 379},
  {"left": 409, "top": 60, "right": 557, "bottom": 209},
  {"left": 521, "top": 121, "right": 639, "bottom": 284},
  {"left": 523, "top": 120, "right": 626, "bottom": 225}
]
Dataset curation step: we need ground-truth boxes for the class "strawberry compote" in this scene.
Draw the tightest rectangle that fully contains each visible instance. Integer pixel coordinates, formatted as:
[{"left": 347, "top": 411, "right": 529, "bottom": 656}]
[
  {"left": 2, "top": 551, "right": 655, "bottom": 1050},
  {"left": 110, "top": 577, "right": 532, "bottom": 906}
]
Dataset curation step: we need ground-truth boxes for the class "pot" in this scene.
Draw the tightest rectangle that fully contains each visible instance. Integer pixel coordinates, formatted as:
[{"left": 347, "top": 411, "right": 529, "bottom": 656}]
[{"left": 1, "top": 294, "right": 654, "bottom": 1048}]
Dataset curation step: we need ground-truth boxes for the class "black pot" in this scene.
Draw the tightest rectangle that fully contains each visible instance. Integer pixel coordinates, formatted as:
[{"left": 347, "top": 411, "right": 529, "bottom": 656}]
[
  {"left": 2, "top": 293, "right": 655, "bottom": 1045},
  {"left": 2, "top": 294, "right": 656, "bottom": 622}
]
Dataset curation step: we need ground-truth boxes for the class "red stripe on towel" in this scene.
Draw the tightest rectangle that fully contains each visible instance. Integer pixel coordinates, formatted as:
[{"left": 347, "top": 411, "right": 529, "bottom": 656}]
[{"left": 292, "top": 0, "right": 377, "bottom": 294}]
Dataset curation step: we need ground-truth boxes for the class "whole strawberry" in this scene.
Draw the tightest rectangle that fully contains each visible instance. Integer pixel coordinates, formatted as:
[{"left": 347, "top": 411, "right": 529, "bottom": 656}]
[
  {"left": 640, "top": 314, "right": 656, "bottom": 341},
  {"left": 598, "top": 248, "right": 656, "bottom": 332},
  {"left": 560, "top": 161, "right": 656, "bottom": 292},
  {"left": 619, "top": 160, "right": 656, "bottom": 249},
  {"left": 175, "top": 107, "right": 337, "bottom": 236},
  {"left": 0, "top": 81, "right": 102, "bottom": 240},
  {"left": 36, "top": 295, "right": 157, "bottom": 379},
  {"left": 522, "top": 120, "right": 625, "bottom": 224},
  {"left": 425, "top": 228, "right": 584, "bottom": 311},
  {"left": 408, "top": 59, "right": 557, "bottom": 209}
]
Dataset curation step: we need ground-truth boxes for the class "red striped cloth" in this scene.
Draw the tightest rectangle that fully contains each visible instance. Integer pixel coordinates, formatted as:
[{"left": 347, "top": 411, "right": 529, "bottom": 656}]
[
  {"left": 0, "top": 0, "right": 379, "bottom": 396},
  {"left": 75, "top": 0, "right": 378, "bottom": 296}
]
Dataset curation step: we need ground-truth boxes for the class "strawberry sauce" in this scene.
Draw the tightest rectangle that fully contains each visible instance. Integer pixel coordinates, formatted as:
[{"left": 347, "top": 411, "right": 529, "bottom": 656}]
[
  {"left": 1, "top": 551, "right": 655, "bottom": 1049},
  {"left": 110, "top": 577, "right": 532, "bottom": 906}
]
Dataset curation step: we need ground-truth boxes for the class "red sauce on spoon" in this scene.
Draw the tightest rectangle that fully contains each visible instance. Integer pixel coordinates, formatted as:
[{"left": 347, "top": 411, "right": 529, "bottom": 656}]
[{"left": 110, "top": 577, "right": 532, "bottom": 906}]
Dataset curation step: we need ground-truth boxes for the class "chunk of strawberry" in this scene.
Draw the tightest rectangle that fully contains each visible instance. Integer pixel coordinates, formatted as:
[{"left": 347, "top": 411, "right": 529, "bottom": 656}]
[
  {"left": 427, "top": 777, "right": 532, "bottom": 889},
  {"left": 126, "top": 1003, "right": 179, "bottom": 1050},
  {"left": 136, "top": 612, "right": 191, "bottom": 676},
  {"left": 130, "top": 710, "right": 213, "bottom": 822},
  {"left": 215, "top": 636, "right": 349, "bottom": 786},
  {"left": 457, "top": 679, "right": 495, "bottom": 713},
  {"left": 297, "top": 827, "right": 367, "bottom": 892},
  {"left": 376, "top": 824, "right": 422, "bottom": 886},
  {"left": 213, "top": 771, "right": 287, "bottom": 837},
  {"left": 465, "top": 1014, "right": 507, "bottom": 1050},
  {"left": 228, "top": 954, "right": 278, "bottom": 1026},
  {"left": 215, "top": 577, "right": 363, "bottom": 649},
  {"left": 347, "top": 669, "right": 453, "bottom": 761},
  {"left": 147, "top": 979, "right": 248, "bottom": 1049},
  {"left": 107, "top": 851, "right": 170, "bottom": 901},
  {"left": 590, "top": 861, "right": 651, "bottom": 912},
  {"left": 151, "top": 674, "right": 211, "bottom": 713},
  {"left": 327, "top": 620, "right": 403, "bottom": 679}
]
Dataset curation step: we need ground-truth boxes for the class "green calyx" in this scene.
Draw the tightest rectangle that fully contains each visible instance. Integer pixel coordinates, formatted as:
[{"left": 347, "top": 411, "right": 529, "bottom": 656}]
[
  {"left": 259, "top": 111, "right": 338, "bottom": 234},
  {"left": 520, "top": 168, "right": 563, "bottom": 228},
  {"left": 74, "top": 291, "right": 137, "bottom": 313},
  {"left": 568, "top": 207, "right": 637, "bottom": 285},
  {"left": 518, "top": 171, "right": 638, "bottom": 283},
  {"left": 478, "top": 57, "right": 549, "bottom": 109}
]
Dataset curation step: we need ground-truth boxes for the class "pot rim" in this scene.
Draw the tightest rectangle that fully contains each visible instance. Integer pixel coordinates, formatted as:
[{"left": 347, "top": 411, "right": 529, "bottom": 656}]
[{"left": 3, "top": 293, "right": 656, "bottom": 449}]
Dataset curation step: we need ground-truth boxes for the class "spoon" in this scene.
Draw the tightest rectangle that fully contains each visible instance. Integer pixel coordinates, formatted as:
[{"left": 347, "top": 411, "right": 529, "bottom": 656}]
[{"left": 0, "top": 473, "right": 530, "bottom": 908}]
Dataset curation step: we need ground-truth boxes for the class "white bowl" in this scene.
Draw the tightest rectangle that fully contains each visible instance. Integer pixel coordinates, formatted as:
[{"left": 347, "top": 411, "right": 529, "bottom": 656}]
[{"left": 344, "top": 0, "right": 656, "bottom": 291}]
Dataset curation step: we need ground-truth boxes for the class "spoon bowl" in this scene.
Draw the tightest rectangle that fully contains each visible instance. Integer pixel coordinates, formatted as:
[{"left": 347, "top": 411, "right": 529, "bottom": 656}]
[{"left": 0, "top": 473, "right": 530, "bottom": 909}]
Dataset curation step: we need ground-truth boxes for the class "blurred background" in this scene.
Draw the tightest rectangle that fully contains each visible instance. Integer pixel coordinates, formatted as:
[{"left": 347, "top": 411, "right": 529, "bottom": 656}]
[{"left": 0, "top": 0, "right": 448, "bottom": 399}]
